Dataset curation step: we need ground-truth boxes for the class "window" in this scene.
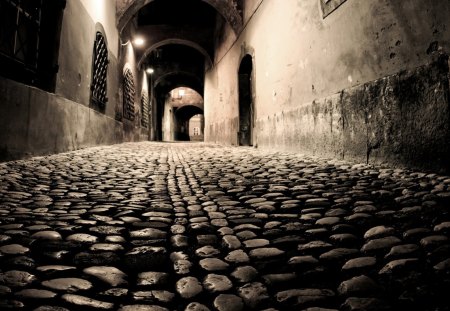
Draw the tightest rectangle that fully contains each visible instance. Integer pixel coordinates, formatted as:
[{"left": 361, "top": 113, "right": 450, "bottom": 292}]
[
  {"left": 141, "top": 92, "right": 149, "bottom": 127},
  {"left": 123, "top": 68, "right": 135, "bottom": 121},
  {"left": 321, "top": 0, "right": 347, "bottom": 18},
  {"left": 193, "top": 127, "right": 200, "bottom": 136},
  {"left": 90, "top": 31, "right": 108, "bottom": 112},
  {"left": 0, "top": 0, "right": 65, "bottom": 91}
]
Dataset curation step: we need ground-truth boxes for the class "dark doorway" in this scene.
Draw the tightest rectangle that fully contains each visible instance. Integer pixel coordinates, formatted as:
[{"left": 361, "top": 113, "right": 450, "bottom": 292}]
[{"left": 238, "top": 55, "right": 253, "bottom": 146}]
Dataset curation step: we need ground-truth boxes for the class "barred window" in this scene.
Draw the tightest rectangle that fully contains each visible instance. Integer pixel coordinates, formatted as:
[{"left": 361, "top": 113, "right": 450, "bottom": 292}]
[
  {"left": 123, "top": 68, "right": 136, "bottom": 121},
  {"left": 90, "top": 31, "right": 108, "bottom": 111},
  {"left": 321, "top": 0, "right": 347, "bottom": 18},
  {"left": 0, "top": 0, "right": 65, "bottom": 90},
  {"left": 141, "top": 92, "right": 149, "bottom": 128}
]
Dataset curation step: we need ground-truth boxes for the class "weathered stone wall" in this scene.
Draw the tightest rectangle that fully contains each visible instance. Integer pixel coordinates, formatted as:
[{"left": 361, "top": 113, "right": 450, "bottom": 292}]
[
  {"left": 205, "top": 0, "right": 450, "bottom": 172},
  {"left": 0, "top": 77, "right": 124, "bottom": 161},
  {"left": 257, "top": 57, "right": 450, "bottom": 172}
]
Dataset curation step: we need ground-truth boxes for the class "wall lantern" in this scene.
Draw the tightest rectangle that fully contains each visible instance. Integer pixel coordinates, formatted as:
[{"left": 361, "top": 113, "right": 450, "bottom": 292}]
[{"left": 133, "top": 37, "right": 145, "bottom": 46}]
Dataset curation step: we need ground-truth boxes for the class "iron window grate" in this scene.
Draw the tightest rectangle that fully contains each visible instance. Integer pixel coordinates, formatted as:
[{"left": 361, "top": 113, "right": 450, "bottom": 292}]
[
  {"left": 123, "top": 68, "right": 136, "bottom": 121},
  {"left": 141, "top": 92, "right": 149, "bottom": 128},
  {"left": 90, "top": 31, "right": 108, "bottom": 111}
]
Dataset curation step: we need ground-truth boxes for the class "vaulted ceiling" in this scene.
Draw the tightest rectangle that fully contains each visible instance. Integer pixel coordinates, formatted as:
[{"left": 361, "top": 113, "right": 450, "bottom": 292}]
[{"left": 116, "top": 0, "right": 243, "bottom": 96}]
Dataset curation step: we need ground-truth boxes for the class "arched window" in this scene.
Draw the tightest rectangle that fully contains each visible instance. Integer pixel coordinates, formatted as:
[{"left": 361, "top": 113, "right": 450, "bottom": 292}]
[
  {"left": 90, "top": 31, "right": 109, "bottom": 112},
  {"left": 141, "top": 92, "right": 149, "bottom": 127},
  {"left": 123, "top": 68, "right": 136, "bottom": 121},
  {"left": 0, "top": 0, "right": 65, "bottom": 91}
]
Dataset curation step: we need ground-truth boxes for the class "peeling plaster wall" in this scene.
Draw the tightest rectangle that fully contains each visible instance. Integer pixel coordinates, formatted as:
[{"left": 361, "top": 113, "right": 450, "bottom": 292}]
[{"left": 205, "top": 0, "right": 450, "bottom": 172}]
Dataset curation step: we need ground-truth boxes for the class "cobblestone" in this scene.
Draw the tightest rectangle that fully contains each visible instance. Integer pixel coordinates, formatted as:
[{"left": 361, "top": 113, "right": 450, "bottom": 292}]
[{"left": 0, "top": 142, "right": 449, "bottom": 310}]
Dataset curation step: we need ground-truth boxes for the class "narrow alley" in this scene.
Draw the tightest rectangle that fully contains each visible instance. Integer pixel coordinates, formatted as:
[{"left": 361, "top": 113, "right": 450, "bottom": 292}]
[{"left": 0, "top": 142, "right": 449, "bottom": 310}]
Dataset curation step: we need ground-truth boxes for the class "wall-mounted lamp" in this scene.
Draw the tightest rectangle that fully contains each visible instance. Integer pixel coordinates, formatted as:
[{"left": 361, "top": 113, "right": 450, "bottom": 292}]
[
  {"left": 146, "top": 68, "right": 154, "bottom": 74},
  {"left": 133, "top": 37, "right": 145, "bottom": 46}
]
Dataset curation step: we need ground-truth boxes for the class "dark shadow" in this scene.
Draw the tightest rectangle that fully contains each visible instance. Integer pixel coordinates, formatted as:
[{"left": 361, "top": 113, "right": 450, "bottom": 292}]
[{"left": 238, "top": 55, "right": 253, "bottom": 146}]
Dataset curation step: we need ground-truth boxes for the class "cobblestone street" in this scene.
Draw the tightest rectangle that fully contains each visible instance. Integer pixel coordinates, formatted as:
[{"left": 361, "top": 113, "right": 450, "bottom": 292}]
[{"left": 0, "top": 142, "right": 449, "bottom": 311}]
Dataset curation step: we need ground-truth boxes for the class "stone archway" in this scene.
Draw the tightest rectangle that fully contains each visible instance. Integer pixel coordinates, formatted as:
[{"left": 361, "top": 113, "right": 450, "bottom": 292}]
[
  {"left": 138, "top": 39, "right": 213, "bottom": 69},
  {"left": 116, "top": 0, "right": 243, "bottom": 34}
]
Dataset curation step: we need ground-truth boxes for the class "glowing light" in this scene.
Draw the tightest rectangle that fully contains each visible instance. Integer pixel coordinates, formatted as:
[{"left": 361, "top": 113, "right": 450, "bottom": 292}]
[
  {"left": 133, "top": 37, "right": 145, "bottom": 46},
  {"left": 178, "top": 89, "right": 185, "bottom": 97},
  {"left": 146, "top": 68, "right": 154, "bottom": 74}
]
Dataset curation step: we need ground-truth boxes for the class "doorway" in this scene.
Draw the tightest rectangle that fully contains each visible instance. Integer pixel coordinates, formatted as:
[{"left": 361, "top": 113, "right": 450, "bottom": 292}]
[{"left": 238, "top": 55, "right": 253, "bottom": 146}]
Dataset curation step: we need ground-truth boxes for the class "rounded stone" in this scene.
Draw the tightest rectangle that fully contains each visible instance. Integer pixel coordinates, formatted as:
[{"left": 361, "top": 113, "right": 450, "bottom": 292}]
[
  {"left": 62, "top": 294, "right": 114, "bottom": 309},
  {"left": 176, "top": 277, "right": 203, "bottom": 298},
  {"left": 105, "top": 235, "right": 126, "bottom": 243},
  {"left": 185, "top": 302, "right": 211, "bottom": 311},
  {"left": 338, "top": 275, "right": 380, "bottom": 296},
  {"left": 364, "top": 226, "right": 395, "bottom": 240},
  {"left": 130, "top": 228, "right": 167, "bottom": 239},
  {"left": 90, "top": 243, "right": 124, "bottom": 252},
  {"left": 31, "top": 231, "right": 62, "bottom": 241},
  {"left": 34, "top": 306, "right": 70, "bottom": 311},
  {"left": 199, "top": 258, "right": 229, "bottom": 271},
  {"left": 203, "top": 274, "right": 233, "bottom": 292},
  {"left": 83, "top": 266, "right": 127, "bottom": 286},
  {"left": 15, "top": 288, "right": 57, "bottom": 299},
  {"left": 243, "top": 239, "right": 270, "bottom": 249},
  {"left": 231, "top": 266, "right": 258, "bottom": 283},
  {"left": 237, "top": 282, "right": 269, "bottom": 308},
  {"left": 214, "top": 294, "right": 244, "bottom": 311},
  {"left": 0, "top": 270, "right": 36, "bottom": 287},
  {"left": 173, "top": 259, "right": 193, "bottom": 275},
  {"left": 225, "top": 250, "right": 250, "bottom": 263},
  {"left": 195, "top": 245, "right": 220, "bottom": 258},
  {"left": 137, "top": 272, "right": 169, "bottom": 286},
  {"left": 249, "top": 247, "right": 285, "bottom": 259},
  {"left": 118, "top": 305, "right": 169, "bottom": 311},
  {"left": 0, "top": 244, "right": 29, "bottom": 255},
  {"left": 66, "top": 234, "right": 98, "bottom": 243},
  {"left": 42, "top": 278, "right": 93, "bottom": 292},
  {"left": 342, "top": 257, "right": 377, "bottom": 271}
]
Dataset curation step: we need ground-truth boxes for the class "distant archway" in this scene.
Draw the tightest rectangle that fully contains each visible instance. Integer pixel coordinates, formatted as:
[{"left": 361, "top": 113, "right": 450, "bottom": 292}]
[
  {"left": 238, "top": 55, "right": 253, "bottom": 146},
  {"left": 160, "top": 87, "right": 204, "bottom": 142},
  {"left": 138, "top": 39, "right": 213, "bottom": 69}
]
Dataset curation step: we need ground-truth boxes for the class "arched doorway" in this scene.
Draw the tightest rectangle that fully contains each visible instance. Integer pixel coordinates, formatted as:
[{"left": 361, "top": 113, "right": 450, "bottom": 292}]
[
  {"left": 161, "top": 87, "right": 204, "bottom": 141},
  {"left": 238, "top": 55, "right": 253, "bottom": 146}
]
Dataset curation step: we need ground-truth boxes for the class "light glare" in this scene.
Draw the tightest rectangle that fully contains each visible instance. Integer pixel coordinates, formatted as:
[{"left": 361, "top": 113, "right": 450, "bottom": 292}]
[{"left": 133, "top": 38, "right": 145, "bottom": 46}]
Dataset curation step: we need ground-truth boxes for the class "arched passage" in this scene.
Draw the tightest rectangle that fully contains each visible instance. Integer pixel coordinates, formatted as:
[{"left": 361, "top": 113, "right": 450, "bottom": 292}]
[
  {"left": 138, "top": 39, "right": 213, "bottom": 70},
  {"left": 238, "top": 55, "right": 254, "bottom": 146},
  {"left": 161, "top": 87, "right": 204, "bottom": 142},
  {"left": 117, "top": 0, "right": 243, "bottom": 35}
]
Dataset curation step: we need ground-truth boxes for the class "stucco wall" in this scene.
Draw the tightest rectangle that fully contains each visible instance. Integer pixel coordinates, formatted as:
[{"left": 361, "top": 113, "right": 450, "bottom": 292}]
[
  {"left": 56, "top": 0, "right": 119, "bottom": 119},
  {"left": 80, "top": 0, "right": 119, "bottom": 58},
  {"left": 205, "top": 0, "right": 450, "bottom": 172},
  {"left": 0, "top": 77, "right": 124, "bottom": 161}
]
